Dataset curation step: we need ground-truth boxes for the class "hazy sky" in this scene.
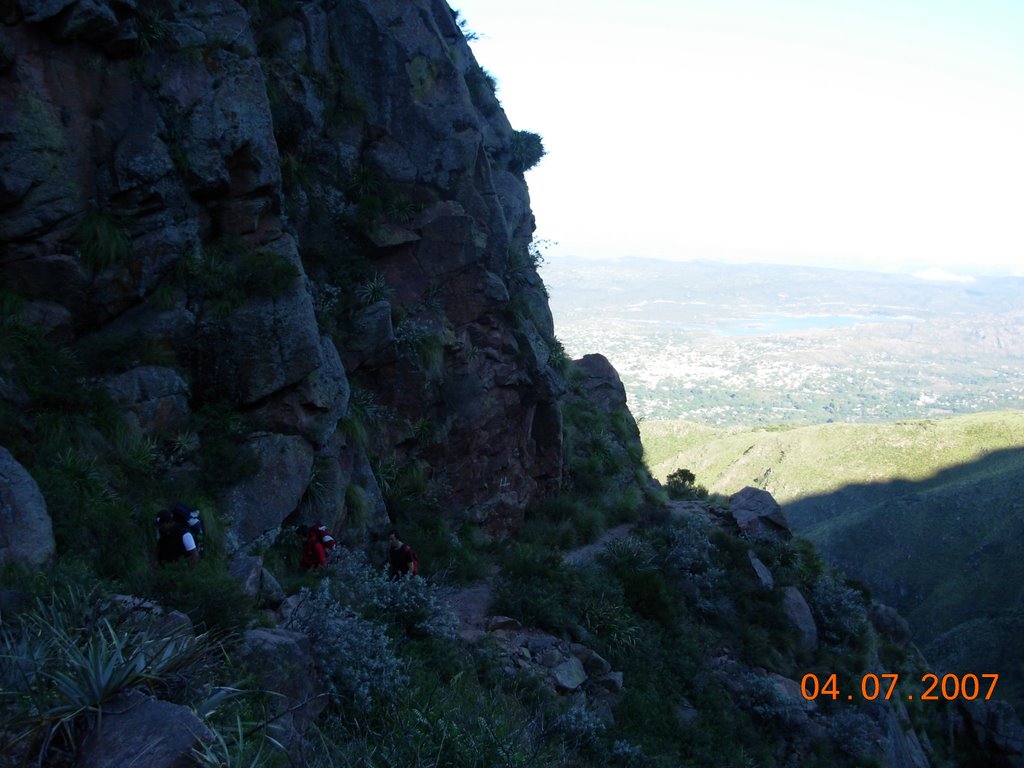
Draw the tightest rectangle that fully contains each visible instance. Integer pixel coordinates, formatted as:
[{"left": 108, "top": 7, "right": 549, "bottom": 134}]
[{"left": 453, "top": 0, "right": 1024, "bottom": 276}]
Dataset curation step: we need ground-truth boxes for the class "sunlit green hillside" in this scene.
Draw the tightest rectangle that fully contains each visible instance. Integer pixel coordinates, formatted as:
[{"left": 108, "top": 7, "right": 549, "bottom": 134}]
[
  {"left": 641, "top": 410, "right": 1024, "bottom": 711},
  {"left": 641, "top": 410, "right": 1024, "bottom": 507}
]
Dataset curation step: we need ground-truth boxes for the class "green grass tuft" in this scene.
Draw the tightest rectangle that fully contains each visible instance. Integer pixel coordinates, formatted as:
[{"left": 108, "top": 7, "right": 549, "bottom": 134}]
[{"left": 76, "top": 209, "right": 131, "bottom": 273}]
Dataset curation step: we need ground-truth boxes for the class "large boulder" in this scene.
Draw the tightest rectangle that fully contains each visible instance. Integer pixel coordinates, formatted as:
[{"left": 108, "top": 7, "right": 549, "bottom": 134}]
[
  {"left": 728, "top": 486, "right": 792, "bottom": 540},
  {"left": 0, "top": 447, "right": 54, "bottom": 568},
  {"left": 152, "top": 14, "right": 271, "bottom": 200},
  {"left": 23, "top": 300, "right": 74, "bottom": 342},
  {"left": 869, "top": 603, "right": 913, "bottom": 646},
  {"left": 875, "top": 700, "right": 931, "bottom": 768},
  {"left": 75, "top": 689, "right": 213, "bottom": 768},
  {"left": 0, "top": 81, "right": 79, "bottom": 244},
  {"left": 192, "top": 239, "right": 322, "bottom": 407},
  {"left": 574, "top": 354, "right": 629, "bottom": 412},
  {"left": 239, "top": 628, "right": 328, "bottom": 743},
  {"left": 249, "top": 336, "right": 350, "bottom": 448},
  {"left": 342, "top": 300, "right": 397, "bottom": 371},
  {"left": 221, "top": 433, "right": 315, "bottom": 548},
  {"left": 748, "top": 550, "right": 775, "bottom": 590},
  {"left": 552, "top": 656, "right": 588, "bottom": 692},
  {"left": 228, "top": 555, "right": 286, "bottom": 608}
]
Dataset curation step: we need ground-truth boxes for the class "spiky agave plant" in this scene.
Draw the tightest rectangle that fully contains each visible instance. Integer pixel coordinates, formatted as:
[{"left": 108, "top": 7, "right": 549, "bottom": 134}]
[{"left": 0, "top": 587, "right": 213, "bottom": 764}]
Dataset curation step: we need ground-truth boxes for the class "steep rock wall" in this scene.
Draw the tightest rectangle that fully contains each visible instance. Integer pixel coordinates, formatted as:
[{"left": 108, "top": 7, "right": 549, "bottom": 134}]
[{"left": 0, "top": 0, "right": 565, "bottom": 545}]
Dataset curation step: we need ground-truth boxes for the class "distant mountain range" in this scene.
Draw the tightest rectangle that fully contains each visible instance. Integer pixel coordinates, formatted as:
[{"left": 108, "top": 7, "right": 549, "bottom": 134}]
[{"left": 542, "top": 257, "right": 1024, "bottom": 424}]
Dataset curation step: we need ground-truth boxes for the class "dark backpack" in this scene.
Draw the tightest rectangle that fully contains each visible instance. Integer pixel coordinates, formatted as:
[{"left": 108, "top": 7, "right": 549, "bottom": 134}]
[
  {"left": 156, "top": 509, "right": 189, "bottom": 563},
  {"left": 314, "top": 524, "right": 336, "bottom": 551},
  {"left": 168, "top": 503, "right": 205, "bottom": 556}
]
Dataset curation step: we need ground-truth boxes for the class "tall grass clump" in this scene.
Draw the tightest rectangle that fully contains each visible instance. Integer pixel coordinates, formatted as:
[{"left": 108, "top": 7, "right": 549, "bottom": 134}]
[
  {"left": 190, "top": 237, "right": 299, "bottom": 316},
  {"left": 509, "top": 130, "right": 545, "bottom": 173},
  {"left": 76, "top": 209, "right": 131, "bottom": 273}
]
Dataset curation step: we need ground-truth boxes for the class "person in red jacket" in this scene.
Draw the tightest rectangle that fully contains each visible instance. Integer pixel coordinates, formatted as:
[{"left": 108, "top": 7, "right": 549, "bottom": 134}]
[{"left": 298, "top": 525, "right": 328, "bottom": 571}]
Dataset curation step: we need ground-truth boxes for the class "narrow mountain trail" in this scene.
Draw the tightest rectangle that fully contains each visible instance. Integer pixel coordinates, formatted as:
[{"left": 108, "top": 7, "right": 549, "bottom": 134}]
[
  {"left": 446, "top": 523, "right": 636, "bottom": 632},
  {"left": 446, "top": 502, "right": 711, "bottom": 632}
]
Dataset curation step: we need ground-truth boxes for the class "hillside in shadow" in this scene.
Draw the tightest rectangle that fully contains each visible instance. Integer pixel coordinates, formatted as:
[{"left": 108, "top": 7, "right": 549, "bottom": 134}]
[{"left": 784, "top": 446, "right": 1024, "bottom": 713}]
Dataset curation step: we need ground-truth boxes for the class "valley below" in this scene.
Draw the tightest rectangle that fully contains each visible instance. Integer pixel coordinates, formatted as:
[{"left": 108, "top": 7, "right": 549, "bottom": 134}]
[{"left": 544, "top": 256, "right": 1024, "bottom": 712}]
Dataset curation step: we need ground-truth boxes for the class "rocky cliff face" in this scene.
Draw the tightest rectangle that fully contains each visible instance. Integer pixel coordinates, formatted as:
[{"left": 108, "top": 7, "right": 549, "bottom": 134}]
[{"left": 1, "top": 0, "right": 566, "bottom": 545}]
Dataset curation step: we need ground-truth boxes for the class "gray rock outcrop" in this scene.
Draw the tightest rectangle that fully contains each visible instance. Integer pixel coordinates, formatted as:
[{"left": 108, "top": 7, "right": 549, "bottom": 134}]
[
  {"left": 222, "top": 433, "right": 315, "bottom": 549},
  {"left": 748, "top": 550, "right": 775, "bottom": 590},
  {"left": 955, "top": 699, "right": 1024, "bottom": 768},
  {"left": 781, "top": 586, "right": 818, "bottom": 654},
  {"left": 729, "top": 486, "right": 792, "bottom": 540},
  {"left": 74, "top": 689, "right": 213, "bottom": 768},
  {"left": 0, "top": 447, "right": 54, "bottom": 568},
  {"left": 100, "top": 366, "right": 191, "bottom": 436},
  {"left": 239, "top": 628, "right": 329, "bottom": 743}
]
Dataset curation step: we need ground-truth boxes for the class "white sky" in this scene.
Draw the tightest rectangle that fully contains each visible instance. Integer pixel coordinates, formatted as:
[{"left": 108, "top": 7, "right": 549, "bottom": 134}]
[{"left": 453, "top": 0, "right": 1024, "bottom": 276}]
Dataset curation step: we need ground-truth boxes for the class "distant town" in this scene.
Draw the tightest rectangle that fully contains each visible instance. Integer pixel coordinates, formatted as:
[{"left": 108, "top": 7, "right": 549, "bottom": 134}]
[{"left": 542, "top": 257, "right": 1024, "bottom": 425}]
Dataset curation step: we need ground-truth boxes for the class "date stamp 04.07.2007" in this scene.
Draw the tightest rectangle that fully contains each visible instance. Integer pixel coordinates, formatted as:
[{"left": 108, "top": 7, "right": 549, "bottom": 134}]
[{"left": 800, "top": 673, "right": 1000, "bottom": 703}]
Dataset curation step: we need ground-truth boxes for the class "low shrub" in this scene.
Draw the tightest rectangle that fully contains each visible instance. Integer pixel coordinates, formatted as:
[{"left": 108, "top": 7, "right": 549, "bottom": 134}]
[
  {"left": 519, "top": 494, "right": 613, "bottom": 550},
  {"left": 664, "top": 467, "right": 709, "bottom": 500},
  {"left": 36, "top": 447, "right": 150, "bottom": 579},
  {"left": 193, "top": 402, "right": 260, "bottom": 493},
  {"left": 609, "top": 486, "right": 643, "bottom": 524},
  {"left": 190, "top": 237, "right": 299, "bottom": 316},
  {"left": 285, "top": 580, "right": 406, "bottom": 712},
  {"left": 323, "top": 547, "right": 457, "bottom": 638},
  {"left": 619, "top": 568, "right": 675, "bottom": 625},
  {"left": 827, "top": 709, "right": 877, "bottom": 759},
  {"left": 571, "top": 453, "right": 612, "bottom": 495},
  {"left": 735, "top": 669, "right": 806, "bottom": 729},
  {"left": 465, "top": 64, "right": 500, "bottom": 116},
  {"left": 811, "top": 571, "right": 871, "bottom": 653}
]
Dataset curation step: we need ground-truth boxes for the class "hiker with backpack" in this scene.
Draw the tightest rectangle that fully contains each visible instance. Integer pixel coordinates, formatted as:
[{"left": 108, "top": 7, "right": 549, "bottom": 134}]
[
  {"left": 387, "top": 529, "right": 418, "bottom": 579},
  {"left": 155, "top": 504, "right": 202, "bottom": 567},
  {"left": 298, "top": 524, "right": 335, "bottom": 571}
]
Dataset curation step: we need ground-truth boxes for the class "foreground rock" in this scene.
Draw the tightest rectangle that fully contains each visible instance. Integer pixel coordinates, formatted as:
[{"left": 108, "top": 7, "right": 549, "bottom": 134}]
[
  {"left": 74, "top": 689, "right": 213, "bottom": 768},
  {"left": 0, "top": 447, "right": 54, "bottom": 568},
  {"left": 729, "top": 486, "right": 792, "bottom": 540}
]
